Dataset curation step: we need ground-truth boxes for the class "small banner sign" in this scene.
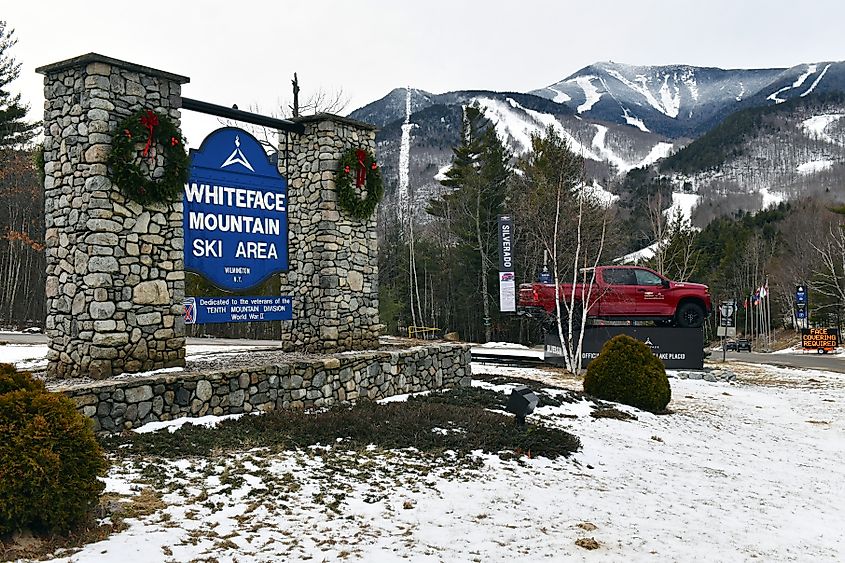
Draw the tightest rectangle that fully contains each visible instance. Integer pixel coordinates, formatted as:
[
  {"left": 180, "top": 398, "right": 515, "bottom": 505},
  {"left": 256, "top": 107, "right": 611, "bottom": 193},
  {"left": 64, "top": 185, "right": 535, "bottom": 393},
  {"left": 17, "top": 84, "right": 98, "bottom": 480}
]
[
  {"left": 184, "top": 296, "right": 292, "bottom": 325},
  {"left": 801, "top": 327, "right": 839, "bottom": 351},
  {"left": 545, "top": 326, "right": 705, "bottom": 370},
  {"left": 184, "top": 127, "right": 288, "bottom": 292},
  {"left": 498, "top": 215, "right": 515, "bottom": 313}
]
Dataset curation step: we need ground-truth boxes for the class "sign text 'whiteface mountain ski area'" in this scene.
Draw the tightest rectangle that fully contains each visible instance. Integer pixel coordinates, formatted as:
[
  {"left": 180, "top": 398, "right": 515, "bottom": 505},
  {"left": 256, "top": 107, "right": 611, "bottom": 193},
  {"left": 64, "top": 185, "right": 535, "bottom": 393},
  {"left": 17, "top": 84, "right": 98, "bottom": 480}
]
[{"left": 183, "top": 128, "right": 289, "bottom": 291}]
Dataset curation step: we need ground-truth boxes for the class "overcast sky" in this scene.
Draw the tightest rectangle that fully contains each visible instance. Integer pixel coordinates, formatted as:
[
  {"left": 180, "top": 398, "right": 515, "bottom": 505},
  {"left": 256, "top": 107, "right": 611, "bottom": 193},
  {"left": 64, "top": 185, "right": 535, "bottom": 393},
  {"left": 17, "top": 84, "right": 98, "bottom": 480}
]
[{"left": 5, "top": 0, "right": 845, "bottom": 147}]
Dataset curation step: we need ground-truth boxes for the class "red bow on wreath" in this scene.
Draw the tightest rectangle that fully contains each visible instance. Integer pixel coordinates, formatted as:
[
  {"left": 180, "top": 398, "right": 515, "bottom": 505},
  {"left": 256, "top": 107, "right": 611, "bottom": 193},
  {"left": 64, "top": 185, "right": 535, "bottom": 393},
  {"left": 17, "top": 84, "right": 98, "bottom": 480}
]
[
  {"left": 140, "top": 110, "right": 159, "bottom": 158},
  {"left": 355, "top": 149, "right": 368, "bottom": 188}
]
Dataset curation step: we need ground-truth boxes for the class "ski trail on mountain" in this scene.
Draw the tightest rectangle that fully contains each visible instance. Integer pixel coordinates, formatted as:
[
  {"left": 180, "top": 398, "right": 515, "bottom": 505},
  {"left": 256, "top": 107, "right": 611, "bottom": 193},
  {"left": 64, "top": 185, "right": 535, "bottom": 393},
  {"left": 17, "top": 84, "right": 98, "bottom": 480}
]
[{"left": 398, "top": 87, "right": 413, "bottom": 224}]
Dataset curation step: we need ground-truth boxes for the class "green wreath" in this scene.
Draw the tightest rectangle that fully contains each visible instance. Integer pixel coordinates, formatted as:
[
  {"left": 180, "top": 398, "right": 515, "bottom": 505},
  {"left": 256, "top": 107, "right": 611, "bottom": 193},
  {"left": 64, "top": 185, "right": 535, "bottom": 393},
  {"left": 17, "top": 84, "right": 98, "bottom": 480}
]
[
  {"left": 336, "top": 148, "right": 384, "bottom": 220},
  {"left": 107, "top": 109, "right": 189, "bottom": 205}
]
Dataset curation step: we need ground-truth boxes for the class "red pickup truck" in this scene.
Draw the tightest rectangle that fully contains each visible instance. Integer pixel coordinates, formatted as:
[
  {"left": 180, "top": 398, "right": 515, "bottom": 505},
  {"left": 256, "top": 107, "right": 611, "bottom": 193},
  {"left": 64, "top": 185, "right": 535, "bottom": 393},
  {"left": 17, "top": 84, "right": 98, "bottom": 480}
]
[{"left": 517, "top": 265, "right": 711, "bottom": 328}]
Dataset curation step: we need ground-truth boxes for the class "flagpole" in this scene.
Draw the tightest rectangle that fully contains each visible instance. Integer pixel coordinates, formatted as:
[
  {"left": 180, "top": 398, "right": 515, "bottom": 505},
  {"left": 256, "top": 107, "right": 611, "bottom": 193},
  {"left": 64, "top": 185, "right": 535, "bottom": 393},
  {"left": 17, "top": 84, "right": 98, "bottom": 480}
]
[{"left": 766, "top": 278, "right": 772, "bottom": 350}]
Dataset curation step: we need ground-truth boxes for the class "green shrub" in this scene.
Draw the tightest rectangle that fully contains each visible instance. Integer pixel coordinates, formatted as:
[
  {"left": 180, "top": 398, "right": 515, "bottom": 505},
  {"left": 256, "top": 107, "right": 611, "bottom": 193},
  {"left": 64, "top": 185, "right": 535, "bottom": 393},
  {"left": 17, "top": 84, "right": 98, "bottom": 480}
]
[
  {"left": 0, "top": 367, "right": 108, "bottom": 535},
  {"left": 582, "top": 334, "right": 671, "bottom": 413}
]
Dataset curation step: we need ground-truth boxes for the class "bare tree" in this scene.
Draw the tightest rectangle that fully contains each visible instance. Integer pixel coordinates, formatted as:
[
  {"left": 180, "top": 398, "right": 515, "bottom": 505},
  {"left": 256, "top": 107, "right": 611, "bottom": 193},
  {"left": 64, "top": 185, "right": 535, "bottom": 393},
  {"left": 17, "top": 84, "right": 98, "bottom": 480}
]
[{"left": 513, "top": 127, "right": 613, "bottom": 374}]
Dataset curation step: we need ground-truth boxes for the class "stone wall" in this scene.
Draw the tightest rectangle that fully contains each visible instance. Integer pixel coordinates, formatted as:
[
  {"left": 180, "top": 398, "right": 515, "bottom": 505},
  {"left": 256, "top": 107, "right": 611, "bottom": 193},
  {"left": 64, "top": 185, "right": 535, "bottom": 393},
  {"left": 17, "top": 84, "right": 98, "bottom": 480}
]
[
  {"left": 280, "top": 115, "right": 381, "bottom": 353},
  {"left": 61, "top": 343, "right": 472, "bottom": 433},
  {"left": 36, "top": 54, "right": 188, "bottom": 379}
]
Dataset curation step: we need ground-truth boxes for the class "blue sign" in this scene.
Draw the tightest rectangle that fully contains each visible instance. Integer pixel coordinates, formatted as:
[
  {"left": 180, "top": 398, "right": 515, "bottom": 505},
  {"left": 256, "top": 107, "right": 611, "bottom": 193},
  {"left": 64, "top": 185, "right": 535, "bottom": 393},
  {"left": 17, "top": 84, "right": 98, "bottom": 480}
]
[
  {"left": 796, "top": 285, "right": 807, "bottom": 304},
  {"left": 184, "top": 127, "right": 288, "bottom": 291},
  {"left": 184, "top": 296, "right": 292, "bottom": 325},
  {"left": 797, "top": 309, "right": 807, "bottom": 320},
  {"left": 538, "top": 271, "right": 553, "bottom": 284}
]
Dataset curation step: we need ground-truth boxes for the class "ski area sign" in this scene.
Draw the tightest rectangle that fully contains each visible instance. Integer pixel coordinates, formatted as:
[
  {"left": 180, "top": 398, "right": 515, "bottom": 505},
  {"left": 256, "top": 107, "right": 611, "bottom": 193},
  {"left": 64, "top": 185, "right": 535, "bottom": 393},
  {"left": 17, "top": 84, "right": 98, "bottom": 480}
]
[{"left": 184, "top": 128, "right": 288, "bottom": 291}]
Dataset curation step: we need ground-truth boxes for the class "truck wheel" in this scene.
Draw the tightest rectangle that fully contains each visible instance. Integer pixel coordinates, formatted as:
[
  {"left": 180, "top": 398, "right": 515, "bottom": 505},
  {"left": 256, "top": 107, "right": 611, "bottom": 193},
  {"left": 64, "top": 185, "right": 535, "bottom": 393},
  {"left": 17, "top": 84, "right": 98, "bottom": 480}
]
[{"left": 675, "top": 302, "right": 705, "bottom": 328}]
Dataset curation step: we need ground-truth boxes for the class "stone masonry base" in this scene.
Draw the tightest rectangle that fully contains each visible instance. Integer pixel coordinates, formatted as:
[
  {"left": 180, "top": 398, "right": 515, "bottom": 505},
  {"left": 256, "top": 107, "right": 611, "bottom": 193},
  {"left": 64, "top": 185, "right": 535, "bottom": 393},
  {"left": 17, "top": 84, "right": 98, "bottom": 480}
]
[{"left": 62, "top": 343, "right": 472, "bottom": 433}]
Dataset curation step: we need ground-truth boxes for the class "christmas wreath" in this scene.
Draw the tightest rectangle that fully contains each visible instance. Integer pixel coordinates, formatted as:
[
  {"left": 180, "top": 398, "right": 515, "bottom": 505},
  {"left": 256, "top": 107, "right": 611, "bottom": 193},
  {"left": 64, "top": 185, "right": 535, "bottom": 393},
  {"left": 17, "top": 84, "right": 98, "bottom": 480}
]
[
  {"left": 107, "top": 109, "right": 189, "bottom": 205},
  {"left": 336, "top": 148, "right": 383, "bottom": 220}
]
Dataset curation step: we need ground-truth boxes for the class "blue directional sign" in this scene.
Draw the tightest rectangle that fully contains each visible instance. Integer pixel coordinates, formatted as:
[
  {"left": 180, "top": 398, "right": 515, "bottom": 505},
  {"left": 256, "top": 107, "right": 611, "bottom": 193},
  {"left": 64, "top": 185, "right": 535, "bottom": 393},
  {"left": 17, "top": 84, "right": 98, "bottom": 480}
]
[
  {"left": 538, "top": 271, "right": 553, "bottom": 284},
  {"left": 795, "top": 285, "right": 807, "bottom": 304},
  {"left": 184, "top": 127, "right": 288, "bottom": 291}
]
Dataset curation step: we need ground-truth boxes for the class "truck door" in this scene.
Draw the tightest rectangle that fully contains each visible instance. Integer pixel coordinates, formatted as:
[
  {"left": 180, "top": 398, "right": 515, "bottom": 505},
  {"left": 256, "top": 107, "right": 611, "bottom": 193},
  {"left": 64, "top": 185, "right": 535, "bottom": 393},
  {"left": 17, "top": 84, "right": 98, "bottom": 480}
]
[
  {"left": 598, "top": 267, "right": 639, "bottom": 316},
  {"left": 634, "top": 268, "right": 671, "bottom": 315}
]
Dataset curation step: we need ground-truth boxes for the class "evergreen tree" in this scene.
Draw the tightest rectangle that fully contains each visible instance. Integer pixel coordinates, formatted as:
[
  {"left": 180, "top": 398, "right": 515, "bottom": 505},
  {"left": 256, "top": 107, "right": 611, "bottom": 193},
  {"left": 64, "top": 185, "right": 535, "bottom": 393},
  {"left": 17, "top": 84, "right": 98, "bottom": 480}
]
[
  {"left": 427, "top": 104, "right": 511, "bottom": 342},
  {"left": 0, "top": 21, "right": 37, "bottom": 148}
]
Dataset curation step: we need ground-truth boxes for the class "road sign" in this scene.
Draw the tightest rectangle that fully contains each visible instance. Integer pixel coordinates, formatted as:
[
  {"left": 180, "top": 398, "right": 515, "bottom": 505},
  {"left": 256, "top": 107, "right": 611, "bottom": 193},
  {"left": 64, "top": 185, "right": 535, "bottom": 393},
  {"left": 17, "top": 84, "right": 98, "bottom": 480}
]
[
  {"left": 719, "top": 300, "right": 736, "bottom": 327},
  {"left": 796, "top": 285, "right": 807, "bottom": 304},
  {"left": 717, "top": 326, "right": 737, "bottom": 337}
]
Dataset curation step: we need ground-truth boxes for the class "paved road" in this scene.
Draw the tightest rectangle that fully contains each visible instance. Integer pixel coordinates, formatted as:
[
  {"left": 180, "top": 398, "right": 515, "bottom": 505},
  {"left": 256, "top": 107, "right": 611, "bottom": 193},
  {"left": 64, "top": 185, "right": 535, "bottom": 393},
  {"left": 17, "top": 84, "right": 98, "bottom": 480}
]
[{"left": 713, "top": 350, "right": 845, "bottom": 374}]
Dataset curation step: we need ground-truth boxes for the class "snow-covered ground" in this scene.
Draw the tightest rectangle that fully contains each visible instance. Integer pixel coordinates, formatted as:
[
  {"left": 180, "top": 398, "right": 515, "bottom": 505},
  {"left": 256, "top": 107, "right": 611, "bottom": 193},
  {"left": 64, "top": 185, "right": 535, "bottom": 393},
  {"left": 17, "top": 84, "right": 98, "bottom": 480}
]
[{"left": 30, "top": 360, "right": 845, "bottom": 562}]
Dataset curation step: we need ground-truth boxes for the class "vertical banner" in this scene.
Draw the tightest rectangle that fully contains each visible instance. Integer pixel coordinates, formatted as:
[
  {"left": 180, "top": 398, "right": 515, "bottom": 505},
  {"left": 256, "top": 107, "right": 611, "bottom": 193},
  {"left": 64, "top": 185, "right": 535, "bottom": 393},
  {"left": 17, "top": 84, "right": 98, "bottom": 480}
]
[{"left": 498, "top": 215, "right": 515, "bottom": 312}]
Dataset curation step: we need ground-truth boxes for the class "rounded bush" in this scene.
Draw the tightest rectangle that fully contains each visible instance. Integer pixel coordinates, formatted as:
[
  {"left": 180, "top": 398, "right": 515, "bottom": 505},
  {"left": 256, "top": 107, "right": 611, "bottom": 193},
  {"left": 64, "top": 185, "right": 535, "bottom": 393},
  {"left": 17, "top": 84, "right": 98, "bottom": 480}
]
[
  {"left": 0, "top": 366, "right": 108, "bottom": 535},
  {"left": 583, "top": 334, "right": 671, "bottom": 413}
]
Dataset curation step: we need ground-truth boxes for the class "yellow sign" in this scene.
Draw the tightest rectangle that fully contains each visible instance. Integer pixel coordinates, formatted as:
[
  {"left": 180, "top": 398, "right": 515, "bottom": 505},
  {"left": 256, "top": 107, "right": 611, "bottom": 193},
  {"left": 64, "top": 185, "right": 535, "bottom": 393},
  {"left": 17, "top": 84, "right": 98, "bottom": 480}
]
[{"left": 801, "top": 328, "right": 839, "bottom": 350}]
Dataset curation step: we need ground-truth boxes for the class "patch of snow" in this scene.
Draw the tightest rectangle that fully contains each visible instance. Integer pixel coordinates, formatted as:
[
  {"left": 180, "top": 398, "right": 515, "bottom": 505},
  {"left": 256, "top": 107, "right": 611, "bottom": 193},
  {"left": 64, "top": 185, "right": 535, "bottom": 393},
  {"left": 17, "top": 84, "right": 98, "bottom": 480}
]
[
  {"left": 622, "top": 108, "right": 650, "bottom": 132},
  {"left": 1, "top": 343, "right": 278, "bottom": 372},
  {"left": 615, "top": 241, "right": 659, "bottom": 264},
  {"left": 800, "top": 114, "right": 845, "bottom": 146},
  {"left": 591, "top": 124, "right": 631, "bottom": 173},
  {"left": 434, "top": 163, "right": 451, "bottom": 182},
  {"left": 473, "top": 97, "right": 536, "bottom": 153},
  {"left": 0, "top": 344, "right": 49, "bottom": 370},
  {"left": 606, "top": 69, "right": 679, "bottom": 118},
  {"left": 736, "top": 81, "right": 745, "bottom": 102},
  {"left": 681, "top": 68, "right": 699, "bottom": 101},
  {"left": 476, "top": 341, "right": 530, "bottom": 350},
  {"left": 767, "top": 85, "right": 791, "bottom": 104},
  {"left": 510, "top": 100, "right": 602, "bottom": 161},
  {"left": 570, "top": 75, "right": 602, "bottom": 113},
  {"left": 397, "top": 86, "right": 413, "bottom": 224},
  {"left": 549, "top": 86, "right": 571, "bottom": 103},
  {"left": 793, "top": 63, "right": 818, "bottom": 89},
  {"left": 134, "top": 413, "right": 248, "bottom": 434},
  {"left": 760, "top": 187, "right": 785, "bottom": 209},
  {"left": 658, "top": 74, "right": 682, "bottom": 119},
  {"left": 664, "top": 192, "right": 700, "bottom": 222},
  {"left": 768, "top": 64, "right": 819, "bottom": 103},
  {"left": 801, "top": 63, "right": 832, "bottom": 97},
  {"left": 636, "top": 142, "right": 674, "bottom": 169},
  {"left": 797, "top": 160, "right": 834, "bottom": 174}
]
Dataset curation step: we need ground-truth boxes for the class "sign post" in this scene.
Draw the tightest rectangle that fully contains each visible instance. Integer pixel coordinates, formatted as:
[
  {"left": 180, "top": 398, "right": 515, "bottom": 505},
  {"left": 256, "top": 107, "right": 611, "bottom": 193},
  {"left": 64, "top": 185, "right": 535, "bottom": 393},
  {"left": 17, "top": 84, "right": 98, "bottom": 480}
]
[{"left": 498, "top": 215, "right": 515, "bottom": 313}]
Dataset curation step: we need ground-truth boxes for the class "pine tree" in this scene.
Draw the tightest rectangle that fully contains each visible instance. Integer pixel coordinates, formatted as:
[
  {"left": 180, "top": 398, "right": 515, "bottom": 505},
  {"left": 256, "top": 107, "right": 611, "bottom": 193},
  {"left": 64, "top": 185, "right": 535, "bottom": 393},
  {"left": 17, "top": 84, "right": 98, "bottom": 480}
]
[
  {"left": 428, "top": 104, "right": 511, "bottom": 342},
  {"left": 0, "top": 21, "right": 37, "bottom": 148}
]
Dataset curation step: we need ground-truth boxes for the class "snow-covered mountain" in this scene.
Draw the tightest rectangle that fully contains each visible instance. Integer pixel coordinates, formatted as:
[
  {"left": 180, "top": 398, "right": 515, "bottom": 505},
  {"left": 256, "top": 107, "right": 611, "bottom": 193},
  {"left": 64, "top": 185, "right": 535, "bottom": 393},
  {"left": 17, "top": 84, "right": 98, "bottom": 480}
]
[
  {"left": 351, "top": 89, "right": 675, "bottom": 222},
  {"left": 658, "top": 92, "right": 845, "bottom": 224},
  {"left": 531, "top": 61, "right": 845, "bottom": 138},
  {"left": 348, "top": 60, "right": 845, "bottom": 228}
]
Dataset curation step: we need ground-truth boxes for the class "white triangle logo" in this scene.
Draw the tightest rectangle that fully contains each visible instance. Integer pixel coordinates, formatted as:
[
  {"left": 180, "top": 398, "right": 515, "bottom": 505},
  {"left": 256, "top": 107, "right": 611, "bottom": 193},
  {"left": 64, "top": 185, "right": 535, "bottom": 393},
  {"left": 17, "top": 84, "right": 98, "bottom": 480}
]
[{"left": 221, "top": 135, "right": 254, "bottom": 172}]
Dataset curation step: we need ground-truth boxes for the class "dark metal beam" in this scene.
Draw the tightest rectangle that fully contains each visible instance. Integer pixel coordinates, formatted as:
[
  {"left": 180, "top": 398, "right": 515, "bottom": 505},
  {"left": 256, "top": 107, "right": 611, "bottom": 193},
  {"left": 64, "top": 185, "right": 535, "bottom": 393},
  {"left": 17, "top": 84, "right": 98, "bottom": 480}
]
[{"left": 180, "top": 97, "right": 305, "bottom": 134}]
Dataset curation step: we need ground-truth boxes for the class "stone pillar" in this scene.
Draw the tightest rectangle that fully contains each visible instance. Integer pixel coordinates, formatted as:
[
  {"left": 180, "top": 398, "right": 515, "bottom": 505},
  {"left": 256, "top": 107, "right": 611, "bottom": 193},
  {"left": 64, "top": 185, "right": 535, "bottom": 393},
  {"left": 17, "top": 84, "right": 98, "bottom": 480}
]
[
  {"left": 37, "top": 54, "right": 189, "bottom": 379},
  {"left": 280, "top": 114, "right": 381, "bottom": 353}
]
